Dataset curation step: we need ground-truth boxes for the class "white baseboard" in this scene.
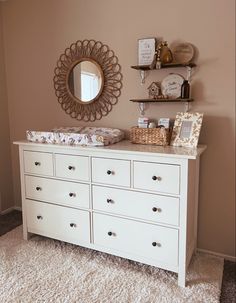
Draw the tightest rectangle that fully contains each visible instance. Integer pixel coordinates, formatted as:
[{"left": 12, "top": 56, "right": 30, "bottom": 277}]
[
  {"left": 13, "top": 206, "right": 22, "bottom": 212},
  {"left": 1, "top": 207, "right": 14, "bottom": 215},
  {"left": 197, "top": 248, "right": 236, "bottom": 262},
  {"left": 1, "top": 206, "right": 22, "bottom": 215}
]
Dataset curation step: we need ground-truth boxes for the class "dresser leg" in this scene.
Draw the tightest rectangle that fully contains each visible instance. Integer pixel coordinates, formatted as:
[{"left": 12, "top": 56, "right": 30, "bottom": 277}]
[
  {"left": 178, "top": 272, "right": 186, "bottom": 287},
  {"left": 23, "top": 225, "right": 30, "bottom": 240}
]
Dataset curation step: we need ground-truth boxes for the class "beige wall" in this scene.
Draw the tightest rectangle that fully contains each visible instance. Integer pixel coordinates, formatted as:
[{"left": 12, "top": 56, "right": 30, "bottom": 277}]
[
  {"left": 1, "top": 0, "right": 235, "bottom": 257},
  {"left": 0, "top": 3, "right": 14, "bottom": 211}
]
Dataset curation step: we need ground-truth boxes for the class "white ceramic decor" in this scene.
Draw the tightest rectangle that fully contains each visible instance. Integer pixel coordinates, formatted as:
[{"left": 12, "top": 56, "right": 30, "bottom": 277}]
[{"left": 161, "top": 73, "right": 184, "bottom": 99}]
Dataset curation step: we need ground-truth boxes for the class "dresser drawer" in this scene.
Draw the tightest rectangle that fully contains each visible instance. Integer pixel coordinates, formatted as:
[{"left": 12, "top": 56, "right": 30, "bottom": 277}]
[
  {"left": 93, "top": 185, "right": 179, "bottom": 226},
  {"left": 92, "top": 158, "right": 131, "bottom": 187},
  {"left": 24, "top": 151, "right": 53, "bottom": 176},
  {"left": 26, "top": 200, "right": 90, "bottom": 245},
  {"left": 55, "top": 154, "right": 89, "bottom": 181},
  {"left": 133, "top": 161, "right": 180, "bottom": 195},
  {"left": 25, "top": 176, "right": 90, "bottom": 209},
  {"left": 93, "top": 213, "right": 178, "bottom": 266}
]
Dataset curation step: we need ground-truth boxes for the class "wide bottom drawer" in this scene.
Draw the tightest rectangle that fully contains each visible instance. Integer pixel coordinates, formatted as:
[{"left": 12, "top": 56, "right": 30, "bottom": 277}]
[
  {"left": 93, "top": 213, "right": 179, "bottom": 266},
  {"left": 26, "top": 200, "right": 90, "bottom": 245}
]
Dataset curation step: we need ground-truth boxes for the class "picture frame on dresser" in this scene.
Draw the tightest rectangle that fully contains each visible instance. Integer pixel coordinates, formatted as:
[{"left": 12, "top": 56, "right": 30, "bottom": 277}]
[{"left": 170, "top": 112, "right": 203, "bottom": 148}]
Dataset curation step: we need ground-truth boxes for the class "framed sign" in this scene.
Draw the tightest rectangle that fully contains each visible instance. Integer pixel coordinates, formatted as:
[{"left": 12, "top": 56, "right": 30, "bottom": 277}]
[
  {"left": 170, "top": 112, "right": 203, "bottom": 148},
  {"left": 138, "top": 38, "right": 156, "bottom": 66}
]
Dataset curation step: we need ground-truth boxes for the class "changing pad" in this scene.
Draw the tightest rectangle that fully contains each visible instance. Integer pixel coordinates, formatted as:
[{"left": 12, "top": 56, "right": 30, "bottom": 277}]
[{"left": 26, "top": 127, "right": 125, "bottom": 146}]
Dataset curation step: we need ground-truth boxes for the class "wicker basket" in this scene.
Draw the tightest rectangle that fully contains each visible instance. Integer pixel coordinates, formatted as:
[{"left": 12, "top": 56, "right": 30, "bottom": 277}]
[{"left": 130, "top": 126, "right": 171, "bottom": 146}]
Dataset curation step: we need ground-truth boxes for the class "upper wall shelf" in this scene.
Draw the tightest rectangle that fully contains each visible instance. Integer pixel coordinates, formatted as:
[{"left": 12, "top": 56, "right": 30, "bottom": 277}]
[
  {"left": 131, "top": 62, "right": 196, "bottom": 71},
  {"left": 130, "top": 98, "right": 194, "bottom": 103}
]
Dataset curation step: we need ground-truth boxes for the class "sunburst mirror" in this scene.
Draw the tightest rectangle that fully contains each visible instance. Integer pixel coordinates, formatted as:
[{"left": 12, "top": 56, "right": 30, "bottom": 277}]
[{"left": 53, "top": 39, "right": 123, "bottom": 121}]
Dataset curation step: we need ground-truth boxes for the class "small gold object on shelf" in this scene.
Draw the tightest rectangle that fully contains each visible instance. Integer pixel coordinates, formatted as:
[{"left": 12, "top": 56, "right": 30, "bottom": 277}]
[
  {"left": 155, "top": 41, "right": 173, "bottom": 69},
  {"left": 161, "top": 45, "right": 173, "bottom": 64}
]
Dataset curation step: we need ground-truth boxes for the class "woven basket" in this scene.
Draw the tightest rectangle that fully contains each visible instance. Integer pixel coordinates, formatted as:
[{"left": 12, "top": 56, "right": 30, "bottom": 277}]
[{"left": 130, "top": 126, "right": 171, "bottom": 146}]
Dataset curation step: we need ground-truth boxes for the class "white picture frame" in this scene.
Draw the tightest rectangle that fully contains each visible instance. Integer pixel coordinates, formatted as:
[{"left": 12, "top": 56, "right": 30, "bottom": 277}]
[
  {"left": 170, "top": 112, "right": 203, "bottom": 148},
  {"left": 138, "top": 38, "right": 156, "bottom": 66}
]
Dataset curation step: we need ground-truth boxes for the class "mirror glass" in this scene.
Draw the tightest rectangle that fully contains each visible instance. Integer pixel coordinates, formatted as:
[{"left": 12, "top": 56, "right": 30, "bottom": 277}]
[{"left": 68, "top": 60, "right": 103, "bottom": 102}]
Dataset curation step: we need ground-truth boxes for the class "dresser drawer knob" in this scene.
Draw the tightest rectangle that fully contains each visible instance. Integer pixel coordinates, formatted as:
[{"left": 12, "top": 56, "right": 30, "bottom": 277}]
[
  {"left": 70, "top": 223, "right": 77, "bottom": 228},
  {"left": 34, "top": 161, "right": 41, "bottom": 166},
  {"left": 36, "top": 186, "right": 42, "bottom": 191},
  {"left": 107, "top": 170, "right": 112, "bottom": 175},
  {"left": 37, "top": 215, "right": 43, "bottom": 220},
  {"left": 108, "top": 231, "right": 113, "bottom": 236},
  {"left": 152, "top": 207, "right": 161, "bottom": 212},
  {"left": 107, "top": 198, "right": 114, "bottom": 204},
  {"left": 68, "top": 165, "right": 75, "bottom": 171},
  {"left": 152, "top": 242, "right": 161, "bottom": 247},
  {"left": 152, "top": 176, "right": 162, "bottom": 181},
  {"left": 69, "top": 192, "right": 76, "bottom": 197}
]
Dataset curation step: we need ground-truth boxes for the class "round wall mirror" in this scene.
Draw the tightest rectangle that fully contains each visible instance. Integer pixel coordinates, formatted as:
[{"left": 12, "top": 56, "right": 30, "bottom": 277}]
[
  {"left": 68, "top": 59, "right": 104, "bottom": 103},
  {"left": 53, "top": 39, "right": 122, "bottom": 121}
]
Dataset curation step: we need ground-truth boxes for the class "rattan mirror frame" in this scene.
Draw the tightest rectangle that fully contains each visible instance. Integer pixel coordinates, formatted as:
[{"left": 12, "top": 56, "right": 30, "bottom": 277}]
[{"left": 53, "top": 39, "right": 123, "bottom": 122}]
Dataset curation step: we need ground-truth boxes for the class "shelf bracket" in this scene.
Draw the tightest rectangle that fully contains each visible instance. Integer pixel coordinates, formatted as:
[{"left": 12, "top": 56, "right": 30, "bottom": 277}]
[
  {"left": 184, "top": 102, "right": 190, "bottom": 112},
  {"left": 140, "top": 70, "right": 147, "bottom": 84},
  {"left": 138, "top": 102, "right": 146, "bottom": 115},
  {"left": 186, "top": 66, "right": 192, "bottom": 82}
]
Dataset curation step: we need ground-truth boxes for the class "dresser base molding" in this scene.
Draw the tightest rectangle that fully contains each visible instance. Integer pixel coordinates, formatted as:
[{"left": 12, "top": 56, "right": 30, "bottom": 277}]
[{"left": 15, "top": 140, "right": 206, "bottom": 287}]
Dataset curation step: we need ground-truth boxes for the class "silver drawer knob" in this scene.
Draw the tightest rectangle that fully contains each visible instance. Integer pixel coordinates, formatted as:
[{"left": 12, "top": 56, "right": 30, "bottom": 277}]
[
  {"left": 70, "top": 223, "right": 77, "bottom": 228},
  {"left": 152, "top": 207, "right": 162, "bottom": 212},
  {"left": 107, "top": 231, "right": 116, "bottom": 237},
  {"left": 152, "top": 242, "right": 161, "bottom": 247},
  {"left": 108, "top": 231, "right": 113, "bottom": 236},
  {"left": 152, "top": 176, "right": 162, "bottom": 181}
]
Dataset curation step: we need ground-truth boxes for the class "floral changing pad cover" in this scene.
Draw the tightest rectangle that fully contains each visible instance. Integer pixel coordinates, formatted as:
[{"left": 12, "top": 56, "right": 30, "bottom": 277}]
[{"left": 26, "top": 127, "right": 125, "bottom": 146}]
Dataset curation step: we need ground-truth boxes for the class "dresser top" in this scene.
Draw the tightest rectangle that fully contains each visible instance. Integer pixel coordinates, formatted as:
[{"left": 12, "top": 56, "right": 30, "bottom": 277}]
[{"left": 14, "top": 140, "right": 206, "bottom": 159}]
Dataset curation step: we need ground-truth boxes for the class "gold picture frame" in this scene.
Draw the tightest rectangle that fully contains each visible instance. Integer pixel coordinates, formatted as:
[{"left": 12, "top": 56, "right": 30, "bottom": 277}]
[{"left": 170, "top": 112, "right": 203, "bottom": 148}]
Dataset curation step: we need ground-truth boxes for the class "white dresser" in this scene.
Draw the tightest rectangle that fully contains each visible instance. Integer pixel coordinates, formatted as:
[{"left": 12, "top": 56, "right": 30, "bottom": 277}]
[{"left": 15, "top": 140, "right": 206, "bottom": 287}]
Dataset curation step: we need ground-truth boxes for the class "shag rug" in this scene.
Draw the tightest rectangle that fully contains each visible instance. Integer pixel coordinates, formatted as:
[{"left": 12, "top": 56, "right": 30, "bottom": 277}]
[{"left": 0, "top": 226, "right": 223, "bottom": 303}]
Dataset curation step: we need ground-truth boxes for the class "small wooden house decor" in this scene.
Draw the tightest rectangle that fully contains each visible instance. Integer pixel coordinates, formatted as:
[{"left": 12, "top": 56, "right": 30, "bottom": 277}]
[{"left": 147, "top": 81, "right": 161, "bottom": 99}]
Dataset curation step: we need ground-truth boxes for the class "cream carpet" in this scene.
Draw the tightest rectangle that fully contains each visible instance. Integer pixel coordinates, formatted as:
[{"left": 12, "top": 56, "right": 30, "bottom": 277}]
[{"left": 0, "top": 226, "right": 223, "bottom": 303}]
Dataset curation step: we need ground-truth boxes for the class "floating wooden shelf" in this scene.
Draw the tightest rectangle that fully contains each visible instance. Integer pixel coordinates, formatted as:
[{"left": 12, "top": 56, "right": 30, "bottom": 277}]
[
  {"left": 131, "top": 63, "right": 196, "bottom": 70},
  {"left": 130, "top": 98, "right": 194, "bottom": 103}
]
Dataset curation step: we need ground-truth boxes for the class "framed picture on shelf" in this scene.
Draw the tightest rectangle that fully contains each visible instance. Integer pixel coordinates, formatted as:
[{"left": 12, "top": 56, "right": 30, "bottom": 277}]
[
  {"left": 170, "top": 112, "right": 203, "bottom": 148},
  {"left": 138, "top": 38, "right": 156, "bottom": 66}
]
